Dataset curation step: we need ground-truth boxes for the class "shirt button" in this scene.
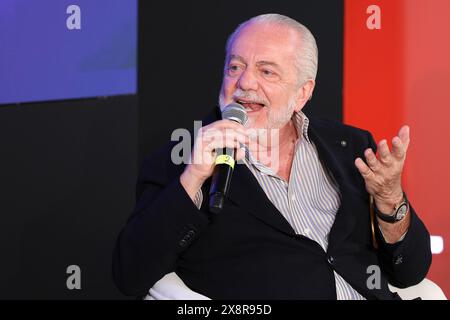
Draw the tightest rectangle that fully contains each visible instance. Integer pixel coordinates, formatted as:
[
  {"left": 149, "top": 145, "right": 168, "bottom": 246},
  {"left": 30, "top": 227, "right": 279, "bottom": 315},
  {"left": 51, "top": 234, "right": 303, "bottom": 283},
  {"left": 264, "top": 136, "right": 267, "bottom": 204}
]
[
  {"left": 179, "top": 239, "right": 187, "bottom": 247},
  {"left": 187, "top": 230, "right": 195, "bottom": 237},
  {"left": 327, "top": 256, "right": 335, "bottom": 266},
  {"left": 291, "top": 194, "right": 296, "bottom": 201},
  {"left": 304, "top": 228, "right": 311, "bottom": 236}
]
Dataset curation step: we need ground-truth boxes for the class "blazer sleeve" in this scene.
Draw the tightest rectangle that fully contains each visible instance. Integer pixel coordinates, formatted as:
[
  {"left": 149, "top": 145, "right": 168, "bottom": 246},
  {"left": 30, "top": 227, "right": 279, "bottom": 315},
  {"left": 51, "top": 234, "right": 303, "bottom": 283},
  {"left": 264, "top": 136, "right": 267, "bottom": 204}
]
[
  {"left": 364, "top": 131, "right": 432, "bottom": 288},
  {"left": 112, "top": 144, "right": 211, "bottom": 297}
]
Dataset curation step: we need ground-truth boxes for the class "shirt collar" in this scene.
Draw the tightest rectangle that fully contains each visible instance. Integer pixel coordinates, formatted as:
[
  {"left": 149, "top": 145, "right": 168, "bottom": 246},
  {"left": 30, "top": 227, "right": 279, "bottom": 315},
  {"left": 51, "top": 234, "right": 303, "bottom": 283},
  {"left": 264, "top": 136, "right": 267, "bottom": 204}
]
[
  {"left": 293, "top": 111, "right": 311, "bottom": 143},
  {"left": 243, "top": 111, "right": 311, "bottom": 170}
]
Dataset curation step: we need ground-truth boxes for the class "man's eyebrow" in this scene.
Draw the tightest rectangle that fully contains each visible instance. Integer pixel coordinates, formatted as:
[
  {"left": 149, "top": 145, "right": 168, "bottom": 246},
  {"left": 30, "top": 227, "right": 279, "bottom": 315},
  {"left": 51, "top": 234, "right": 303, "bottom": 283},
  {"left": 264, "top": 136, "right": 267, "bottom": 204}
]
[
  {"left": 228, "top": 54, "right": 247, "bottom": 64},
  {"left": 256, "top": 60, "right": 281, "bottom": 69},
  {"left": 228, "top": 55, "right": 281, "bottom": 69}
]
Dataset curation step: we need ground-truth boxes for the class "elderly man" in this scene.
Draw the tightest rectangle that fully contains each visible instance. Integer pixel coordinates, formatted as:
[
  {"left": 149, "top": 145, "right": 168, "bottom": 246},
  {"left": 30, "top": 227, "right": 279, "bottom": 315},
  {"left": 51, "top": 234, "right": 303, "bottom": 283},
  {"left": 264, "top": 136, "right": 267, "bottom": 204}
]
[{"left": 113, "top": 14, "right": 431, "bottom": 299}]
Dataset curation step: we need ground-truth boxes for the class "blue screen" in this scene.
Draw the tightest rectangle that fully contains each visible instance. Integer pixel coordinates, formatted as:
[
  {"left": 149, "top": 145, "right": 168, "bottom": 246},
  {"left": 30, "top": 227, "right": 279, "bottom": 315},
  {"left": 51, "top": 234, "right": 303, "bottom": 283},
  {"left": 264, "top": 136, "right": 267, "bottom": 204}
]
[{"left": 0, "top": 0, "right": 137, "bottom": 105}]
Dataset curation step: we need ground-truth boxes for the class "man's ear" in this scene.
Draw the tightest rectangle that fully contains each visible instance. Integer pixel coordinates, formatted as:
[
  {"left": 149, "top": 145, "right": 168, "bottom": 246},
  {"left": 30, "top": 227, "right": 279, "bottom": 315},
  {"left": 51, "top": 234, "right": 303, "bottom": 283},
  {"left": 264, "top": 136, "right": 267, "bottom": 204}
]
[{"left": 294, "top": 79, "right": 315, "bottom": 112}]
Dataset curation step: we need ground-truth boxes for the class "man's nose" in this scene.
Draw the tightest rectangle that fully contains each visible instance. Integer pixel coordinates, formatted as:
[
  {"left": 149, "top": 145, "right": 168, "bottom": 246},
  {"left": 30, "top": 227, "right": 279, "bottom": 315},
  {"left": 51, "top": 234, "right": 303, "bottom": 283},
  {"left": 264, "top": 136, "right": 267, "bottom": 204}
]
[{"left": 237, "top": 69, "right": 259, "bottom": 91}]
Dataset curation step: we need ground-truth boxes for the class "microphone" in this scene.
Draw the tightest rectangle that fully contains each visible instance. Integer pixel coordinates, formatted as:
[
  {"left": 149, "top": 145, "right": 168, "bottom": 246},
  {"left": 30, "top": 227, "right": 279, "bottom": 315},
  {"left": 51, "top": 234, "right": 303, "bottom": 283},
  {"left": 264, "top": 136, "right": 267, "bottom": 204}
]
[{"left": 209, "top": 103, "right": 248, "bottom": 214}]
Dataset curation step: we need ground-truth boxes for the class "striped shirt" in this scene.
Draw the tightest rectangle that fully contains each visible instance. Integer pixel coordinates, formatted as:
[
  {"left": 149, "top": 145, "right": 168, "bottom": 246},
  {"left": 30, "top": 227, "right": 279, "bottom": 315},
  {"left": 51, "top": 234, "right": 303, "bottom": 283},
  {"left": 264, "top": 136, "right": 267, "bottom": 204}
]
[{"left": 242, "top": 111, "right": 365, "bottom": 300}]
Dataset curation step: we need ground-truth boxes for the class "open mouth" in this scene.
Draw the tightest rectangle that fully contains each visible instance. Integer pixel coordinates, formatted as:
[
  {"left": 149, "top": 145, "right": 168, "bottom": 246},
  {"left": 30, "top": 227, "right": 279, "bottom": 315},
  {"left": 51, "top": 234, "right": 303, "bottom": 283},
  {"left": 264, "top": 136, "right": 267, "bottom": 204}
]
[{"left": 235, "top": 99, "right": 265, "bottom": 113}]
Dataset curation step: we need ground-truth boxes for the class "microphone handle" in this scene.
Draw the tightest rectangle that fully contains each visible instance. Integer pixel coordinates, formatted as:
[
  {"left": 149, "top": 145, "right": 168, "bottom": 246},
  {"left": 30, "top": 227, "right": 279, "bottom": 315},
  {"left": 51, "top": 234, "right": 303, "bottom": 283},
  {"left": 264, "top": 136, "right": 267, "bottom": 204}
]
[{"left": 209, "top": 147, "right": 235, "bottom": 214}]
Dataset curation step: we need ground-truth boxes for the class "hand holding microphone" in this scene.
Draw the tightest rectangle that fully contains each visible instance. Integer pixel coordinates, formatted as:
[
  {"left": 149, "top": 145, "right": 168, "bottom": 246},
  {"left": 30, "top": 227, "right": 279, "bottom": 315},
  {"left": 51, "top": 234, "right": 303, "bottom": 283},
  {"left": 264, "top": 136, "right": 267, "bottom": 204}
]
[{"left": 180, "top": 103, "right": 248, "bottom": 211}]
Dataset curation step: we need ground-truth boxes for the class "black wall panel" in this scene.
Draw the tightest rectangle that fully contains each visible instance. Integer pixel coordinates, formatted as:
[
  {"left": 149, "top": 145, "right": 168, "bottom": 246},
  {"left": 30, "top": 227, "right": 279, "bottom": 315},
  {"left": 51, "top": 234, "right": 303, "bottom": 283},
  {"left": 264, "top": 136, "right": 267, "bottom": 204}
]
[{"left": 0, "top": 96, "right": 137, "bottom": 299}]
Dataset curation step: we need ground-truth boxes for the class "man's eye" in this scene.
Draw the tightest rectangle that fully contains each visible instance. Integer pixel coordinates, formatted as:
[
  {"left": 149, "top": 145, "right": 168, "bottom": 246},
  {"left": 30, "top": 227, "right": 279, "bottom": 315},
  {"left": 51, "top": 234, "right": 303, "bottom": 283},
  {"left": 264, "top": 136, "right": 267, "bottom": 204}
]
[
  {"left": 260, "top": 68, "right": 280, "bottom": 81},
  {"left": 227, "top": 65, "right": 243, "bottom": 76}
]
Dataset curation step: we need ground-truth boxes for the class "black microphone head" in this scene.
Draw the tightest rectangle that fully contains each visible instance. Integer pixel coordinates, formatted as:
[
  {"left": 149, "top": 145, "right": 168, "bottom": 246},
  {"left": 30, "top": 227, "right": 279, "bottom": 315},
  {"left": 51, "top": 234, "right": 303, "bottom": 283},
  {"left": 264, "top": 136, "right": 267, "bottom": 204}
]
[{"left": 221, "top": 103, "right": 248, "bottom": 125}]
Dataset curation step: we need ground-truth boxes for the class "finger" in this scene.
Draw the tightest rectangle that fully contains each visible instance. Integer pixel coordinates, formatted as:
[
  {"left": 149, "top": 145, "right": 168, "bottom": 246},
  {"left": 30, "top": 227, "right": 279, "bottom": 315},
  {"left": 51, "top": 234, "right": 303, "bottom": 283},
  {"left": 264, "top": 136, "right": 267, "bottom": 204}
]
[
  {"left": 398, "top": 125, "right": 410, "bottom": 151},
  {"left": 205, "top": 130, "right": 247, "bottom": 144},
  {"left": 205, "top": 137, "right": 242, "bottom": 152},
  {"left": 355, "top": 157, "right": 375, "bottom": 180},
  {"left": 203, "top": 122, "right": 248, "bottom": 135},
  {"left": 222, "top": 128, "right": 248, "bottom": 144},
  {"left": 377, "top": 139, "right": 392, "bottom": 164},
  {"left": 391, "top": 136, "right": 406, "bottom": 159},
  {"left": 203, "top": 130, "right": 247, "bottom": 145},
  {"left": 364, "top": 148, "right": 381, "bottom": 172},
  {"left": 210, "top": 119, "right": 247, "bottom": 133}
]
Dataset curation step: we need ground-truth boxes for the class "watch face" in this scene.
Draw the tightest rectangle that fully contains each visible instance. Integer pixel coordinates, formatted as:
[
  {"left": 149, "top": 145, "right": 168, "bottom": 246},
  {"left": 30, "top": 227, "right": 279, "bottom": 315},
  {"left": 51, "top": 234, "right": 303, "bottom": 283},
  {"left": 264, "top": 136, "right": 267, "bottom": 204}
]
[{"left": 396, "top": 203, "right": 408, "bottom": 220}]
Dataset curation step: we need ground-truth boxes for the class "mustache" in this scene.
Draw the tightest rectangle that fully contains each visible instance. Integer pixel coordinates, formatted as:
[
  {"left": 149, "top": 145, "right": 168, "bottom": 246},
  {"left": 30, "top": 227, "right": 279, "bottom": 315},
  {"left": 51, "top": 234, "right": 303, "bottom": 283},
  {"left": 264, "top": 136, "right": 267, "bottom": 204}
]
[{"left": 232, "top": 89, "right": 269, "bottom": 106}]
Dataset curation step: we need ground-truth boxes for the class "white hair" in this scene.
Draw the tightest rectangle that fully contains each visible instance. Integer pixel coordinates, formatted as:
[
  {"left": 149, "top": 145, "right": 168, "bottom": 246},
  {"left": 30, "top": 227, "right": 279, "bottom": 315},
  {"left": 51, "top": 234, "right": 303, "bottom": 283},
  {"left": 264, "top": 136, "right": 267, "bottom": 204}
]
[{"left": 225, "top": 14, "right": 319, "bottom": 85}]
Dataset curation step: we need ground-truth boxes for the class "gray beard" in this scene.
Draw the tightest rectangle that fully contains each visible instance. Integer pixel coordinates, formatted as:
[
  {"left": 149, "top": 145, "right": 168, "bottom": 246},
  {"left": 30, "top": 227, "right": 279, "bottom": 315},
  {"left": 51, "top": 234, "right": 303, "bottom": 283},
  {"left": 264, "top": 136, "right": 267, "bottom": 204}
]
[{"left": 219, "top": 93, "right": 298, "bottom": 130}]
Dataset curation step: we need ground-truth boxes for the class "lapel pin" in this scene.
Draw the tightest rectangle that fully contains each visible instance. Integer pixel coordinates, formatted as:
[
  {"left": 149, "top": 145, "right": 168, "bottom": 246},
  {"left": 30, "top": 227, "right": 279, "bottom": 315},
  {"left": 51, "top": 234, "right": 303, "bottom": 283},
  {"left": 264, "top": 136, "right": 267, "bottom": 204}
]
[{"left": 340, "top": 140, "right": 347, "bottom": 147}]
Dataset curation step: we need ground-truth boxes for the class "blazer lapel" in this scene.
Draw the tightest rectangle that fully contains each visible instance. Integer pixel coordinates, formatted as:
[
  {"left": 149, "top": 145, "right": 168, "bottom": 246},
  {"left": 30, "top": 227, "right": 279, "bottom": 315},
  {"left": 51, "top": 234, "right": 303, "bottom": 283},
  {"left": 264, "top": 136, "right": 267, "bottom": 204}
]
[
  {"left": 307, "top": 121, "right": 358, "bottom": 252},
  {"left": 227, "top": 163, "right": 296, "bottom": 236}
]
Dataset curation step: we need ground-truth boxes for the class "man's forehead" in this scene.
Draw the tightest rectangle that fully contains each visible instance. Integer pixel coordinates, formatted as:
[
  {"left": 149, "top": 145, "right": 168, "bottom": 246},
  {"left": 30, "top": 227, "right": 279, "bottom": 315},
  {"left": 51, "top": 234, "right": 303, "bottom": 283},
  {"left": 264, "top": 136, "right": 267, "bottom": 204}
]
[{"left": 228, "top": 54, "right": 281, "bottom": 68}]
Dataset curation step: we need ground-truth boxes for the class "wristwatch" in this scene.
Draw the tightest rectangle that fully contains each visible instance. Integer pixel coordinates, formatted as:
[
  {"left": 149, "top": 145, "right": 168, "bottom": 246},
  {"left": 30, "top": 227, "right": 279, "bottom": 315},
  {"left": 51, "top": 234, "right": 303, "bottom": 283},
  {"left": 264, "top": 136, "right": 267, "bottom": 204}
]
[{"left": 374, "top": 192, "right": 409, "bottom": 223}]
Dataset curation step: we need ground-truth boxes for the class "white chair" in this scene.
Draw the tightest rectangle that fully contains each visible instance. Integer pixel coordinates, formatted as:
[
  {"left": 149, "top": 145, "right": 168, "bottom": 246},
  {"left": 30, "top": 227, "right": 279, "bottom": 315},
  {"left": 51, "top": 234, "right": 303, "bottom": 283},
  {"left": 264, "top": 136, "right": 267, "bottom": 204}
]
[
  {"left": 389, "top": 279, "right": 447, "bottom": 300},
  {"left": 144, "top": 272, "right": 210, "bottom": 300},
  {"left": 145, "top": 272, "right": 447, "bottom": 300}
]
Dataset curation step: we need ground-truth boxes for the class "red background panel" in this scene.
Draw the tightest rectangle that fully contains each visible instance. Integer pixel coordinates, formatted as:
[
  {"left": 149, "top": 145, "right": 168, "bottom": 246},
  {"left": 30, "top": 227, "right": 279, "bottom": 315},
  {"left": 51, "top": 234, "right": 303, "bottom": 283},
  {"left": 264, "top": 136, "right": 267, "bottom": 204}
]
[
  {"left": 344, "top": 0, "right": 449, "bottom": 296},
  {"left": 344, "top": 0, "right": 405, "bottom": 141}
]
